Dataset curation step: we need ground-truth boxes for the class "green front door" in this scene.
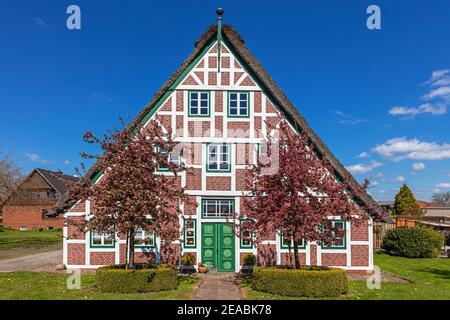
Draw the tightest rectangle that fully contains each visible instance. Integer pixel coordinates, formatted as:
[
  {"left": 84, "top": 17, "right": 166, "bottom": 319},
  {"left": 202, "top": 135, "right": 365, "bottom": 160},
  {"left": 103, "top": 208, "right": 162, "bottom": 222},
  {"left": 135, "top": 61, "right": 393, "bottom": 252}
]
[{"left": 201, "top": 223, "right": 235, "bottom": 272}]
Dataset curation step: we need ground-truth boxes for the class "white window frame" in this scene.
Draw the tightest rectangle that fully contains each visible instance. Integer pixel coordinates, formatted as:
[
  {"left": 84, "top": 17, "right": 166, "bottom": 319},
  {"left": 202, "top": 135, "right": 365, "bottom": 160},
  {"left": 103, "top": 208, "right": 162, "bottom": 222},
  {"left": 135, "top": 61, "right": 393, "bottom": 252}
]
[
  {"left": 91, "top": 231, "right": 114, "bottom": 247},
  {"left": 207, "top": 144, "right": 230, "bottom": 172},
  {"left": 202, "top": 199, "right": 235, "bottom": 218},
  {"left": 228, "top": 92, "right": 249, "bottom": 117},
  {"left": 134, "top": 228, "right": 156, "bottom": 248},
  {"left": 189, "top": 91, "right": 210, "bottom": 117}
]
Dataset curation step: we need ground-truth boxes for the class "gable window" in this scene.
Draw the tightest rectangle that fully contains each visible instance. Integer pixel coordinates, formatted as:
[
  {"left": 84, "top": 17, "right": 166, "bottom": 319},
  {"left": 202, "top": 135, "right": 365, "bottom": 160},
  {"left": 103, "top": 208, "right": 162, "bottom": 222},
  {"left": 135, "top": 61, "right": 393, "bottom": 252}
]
[
  {"left": 183, "top": 218, "right": 196, "bottom": 248},
  {"left": 322, "top": 220, "right": 346, "bottom": 249},
  {"left": 134, "top": 228, "right": 156, "bottom": 248},
  {"left": 228, "top": 92, "right": 249, "bottom": 117},
  {"left": 207, "top": 144, "right": 230, "bottom": 172},
  {"left": 157, "top": 147, "right": 181, "bottom": 171},
  {"left": 189, "top": 91, "right": 210, "bottom": 117},
  {"left": 280, "top": 234, "right": 306, "bottom": 250},
  {"left": 202, "top": 199, "right": 235, "bottom": 218},
  {"left": 91, "top": 231, "right": 114, "bottom": 248},
  {"left": 240, "top": 219, "right": 253, "bottom": 249}
]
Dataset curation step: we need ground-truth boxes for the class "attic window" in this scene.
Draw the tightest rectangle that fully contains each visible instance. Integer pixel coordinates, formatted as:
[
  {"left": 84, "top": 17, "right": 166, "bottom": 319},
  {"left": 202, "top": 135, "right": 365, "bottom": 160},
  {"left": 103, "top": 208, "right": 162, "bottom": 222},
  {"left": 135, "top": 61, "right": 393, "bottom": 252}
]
[
  {"left": 188, "top": 91, "right": 210, "bottom": 117},
  {"left": 228, "top": 92, "right": 249, "bottom": 117}
]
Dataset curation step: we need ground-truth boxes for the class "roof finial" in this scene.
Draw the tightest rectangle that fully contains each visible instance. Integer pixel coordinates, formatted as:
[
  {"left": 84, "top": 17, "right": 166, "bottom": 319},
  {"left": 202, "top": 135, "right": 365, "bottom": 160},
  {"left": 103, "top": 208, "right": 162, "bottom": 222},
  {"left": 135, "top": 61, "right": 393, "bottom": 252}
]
[
  {"left": 216, "top": 8, "right": 224, "bottom": 73},
  {"left": 217, "top": 7, "right": 224, "bottom": 18}
]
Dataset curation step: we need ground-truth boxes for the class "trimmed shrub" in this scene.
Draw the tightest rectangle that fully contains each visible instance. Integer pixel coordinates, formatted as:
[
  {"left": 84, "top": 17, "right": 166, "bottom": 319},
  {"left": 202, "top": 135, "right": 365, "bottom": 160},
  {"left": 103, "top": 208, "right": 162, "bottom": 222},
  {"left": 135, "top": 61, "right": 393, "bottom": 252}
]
[
  {"left": 252, "top": 267, "right": 348, "bottom": 298},
  {"left": 382, "top": 227, "right": 443, "bottom": 258},
  {"left": 96, "top": 264, "right": 177, "bottom": 293},
  {"left": 242, "top": 253, "right": 256, "bottom": 266},
  {"left": 420, "top": 227, "right": 445, "bottom": 258}
]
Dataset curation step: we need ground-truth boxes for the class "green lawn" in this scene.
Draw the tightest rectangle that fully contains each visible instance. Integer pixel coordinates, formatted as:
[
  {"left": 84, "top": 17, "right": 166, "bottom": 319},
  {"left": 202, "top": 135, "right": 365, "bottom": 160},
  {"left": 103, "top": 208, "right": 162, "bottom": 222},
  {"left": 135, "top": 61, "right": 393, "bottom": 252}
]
[
  {"left": 0, "top": 229, "right": 62, "bottom": 260},
  {"left": 242, "top": 253, "right": 450, "bottom": 300},
  {"left": 0, "top": 272, "right": 199, "bottom": 300}
]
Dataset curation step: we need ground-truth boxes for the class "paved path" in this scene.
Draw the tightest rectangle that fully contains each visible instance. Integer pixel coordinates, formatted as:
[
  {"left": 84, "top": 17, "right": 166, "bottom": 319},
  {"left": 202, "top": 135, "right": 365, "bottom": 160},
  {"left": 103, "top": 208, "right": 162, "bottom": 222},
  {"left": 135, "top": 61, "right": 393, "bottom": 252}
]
[
  {"left": 192, "top": 272, "right": 243, "bottom": 300},
  {"left": 0, "top": 249, "right": 62, "bottom": 273}
]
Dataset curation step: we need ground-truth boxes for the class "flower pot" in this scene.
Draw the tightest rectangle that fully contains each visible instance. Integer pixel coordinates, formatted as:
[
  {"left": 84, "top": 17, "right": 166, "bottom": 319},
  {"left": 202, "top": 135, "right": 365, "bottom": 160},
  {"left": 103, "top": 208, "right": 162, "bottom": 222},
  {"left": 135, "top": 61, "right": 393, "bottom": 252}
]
[
  {"left": 198, "top": 266, "right": 207, "bottom": 273},
  {"left": 241, "top": 265, "right": 254, "bottom": 274}
]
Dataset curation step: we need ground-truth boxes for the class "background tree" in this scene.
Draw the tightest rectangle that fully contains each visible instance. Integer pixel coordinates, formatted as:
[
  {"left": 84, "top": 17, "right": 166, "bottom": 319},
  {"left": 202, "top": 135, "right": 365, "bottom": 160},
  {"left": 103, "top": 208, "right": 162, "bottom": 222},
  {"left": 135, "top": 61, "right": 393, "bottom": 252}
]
[
  {"left": 68, "top": 119, "right": 193, "bottom": 269},
  {"left": 238, "top": 119, "right": 379, "bottom": 269},
  {"left": 393, "top": 184, "right": 423, "bottom": 216},
  {"left": 0, "top": 147, "right": 23, "bottom": 203},
  {"left": 432, "top": 192, "right": 450, "bottom": 207}
]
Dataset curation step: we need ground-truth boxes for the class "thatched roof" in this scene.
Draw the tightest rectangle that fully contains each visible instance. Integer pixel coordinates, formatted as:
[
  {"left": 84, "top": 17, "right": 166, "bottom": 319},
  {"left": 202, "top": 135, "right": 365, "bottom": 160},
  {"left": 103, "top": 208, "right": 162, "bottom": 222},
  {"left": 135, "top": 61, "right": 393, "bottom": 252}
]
[
  {"left": 129, "top": 24, "right": 382, "bottom": 218},
  {"left": 57, "top": 23, "right": 383, "bottom": 219}
]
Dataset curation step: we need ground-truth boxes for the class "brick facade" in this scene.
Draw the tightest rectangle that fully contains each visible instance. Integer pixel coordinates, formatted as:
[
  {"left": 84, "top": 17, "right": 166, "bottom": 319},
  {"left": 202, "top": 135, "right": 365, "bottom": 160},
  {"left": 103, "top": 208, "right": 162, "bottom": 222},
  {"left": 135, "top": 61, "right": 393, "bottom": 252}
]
[{"left": 63, "top": 31, "right": 373, "bottom": 272}]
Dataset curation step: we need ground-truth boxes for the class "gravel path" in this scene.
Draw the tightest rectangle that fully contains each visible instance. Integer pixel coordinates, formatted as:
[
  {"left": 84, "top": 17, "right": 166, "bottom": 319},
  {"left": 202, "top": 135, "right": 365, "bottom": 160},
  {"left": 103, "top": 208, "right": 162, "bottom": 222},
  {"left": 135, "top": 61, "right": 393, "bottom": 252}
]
[{"left": 0, "top": 249, "right": 62, "bottom": 273}]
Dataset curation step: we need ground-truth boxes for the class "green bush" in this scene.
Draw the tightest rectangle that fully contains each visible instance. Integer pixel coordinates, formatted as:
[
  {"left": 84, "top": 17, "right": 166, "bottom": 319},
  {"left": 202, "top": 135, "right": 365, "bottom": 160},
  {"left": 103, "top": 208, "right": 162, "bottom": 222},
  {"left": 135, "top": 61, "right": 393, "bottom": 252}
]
[
  {"left": 252, "top": 267, "right": 348, "bottom": 298},
  {"left": 242, "top": 253, "right": 256, "bottom": 266},
  {"left": 382, "top": 227, "right": 443, "bottom": 258},
  {"left": 420, "top": 227, "right": 445, "bottom": 258},
  {"left": 96, "top": 264, "right": 178, "bottom": 293}
]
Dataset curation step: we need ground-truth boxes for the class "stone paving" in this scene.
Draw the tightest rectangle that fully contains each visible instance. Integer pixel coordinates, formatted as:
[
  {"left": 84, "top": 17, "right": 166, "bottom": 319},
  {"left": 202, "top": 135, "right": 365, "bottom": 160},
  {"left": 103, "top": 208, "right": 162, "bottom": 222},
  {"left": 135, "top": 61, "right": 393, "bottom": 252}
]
[{"left": 192, "top": 271, "right": 243, "bottom": 300}]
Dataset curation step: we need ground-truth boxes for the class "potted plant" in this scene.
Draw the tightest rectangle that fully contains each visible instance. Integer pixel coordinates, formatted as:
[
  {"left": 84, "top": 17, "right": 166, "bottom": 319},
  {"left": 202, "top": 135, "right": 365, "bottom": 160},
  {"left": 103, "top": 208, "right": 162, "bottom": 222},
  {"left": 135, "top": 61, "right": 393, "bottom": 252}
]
[
  {"left": 241, "top": 253, "right": 256, "bottom": 274},
  {"left": 180, "top": 253, "right": 196, "bottom": 275},
  {"left": 198, "top": 262, "right": 208, "bottom": 273}
]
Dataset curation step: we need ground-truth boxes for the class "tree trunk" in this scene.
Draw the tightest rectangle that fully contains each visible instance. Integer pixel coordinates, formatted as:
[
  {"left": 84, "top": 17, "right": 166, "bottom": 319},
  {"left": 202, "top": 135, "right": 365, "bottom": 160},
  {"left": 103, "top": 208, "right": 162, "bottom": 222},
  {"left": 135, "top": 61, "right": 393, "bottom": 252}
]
[
  {"left": 293, "top": 239, "right": 301, "bottom": 270},
  {"left": 126, "top": 229, "right": 135, "bottom": 269},
  {"left": 288, "top": 242, "right": 293, "bottom": 268}
]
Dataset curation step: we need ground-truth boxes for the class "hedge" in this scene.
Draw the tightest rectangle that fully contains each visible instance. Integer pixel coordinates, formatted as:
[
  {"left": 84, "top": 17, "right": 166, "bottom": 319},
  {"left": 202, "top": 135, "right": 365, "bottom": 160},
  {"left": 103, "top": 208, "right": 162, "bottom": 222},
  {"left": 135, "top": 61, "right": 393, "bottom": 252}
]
[
  {"left": 96, "top": 264, "right": 178, "bottom": 293},
  {"left": 252, "top": 267, "right": 348, "bottom": 298},
  {"left": 382, "top": 227, "right": 444, "bottom": 258}
]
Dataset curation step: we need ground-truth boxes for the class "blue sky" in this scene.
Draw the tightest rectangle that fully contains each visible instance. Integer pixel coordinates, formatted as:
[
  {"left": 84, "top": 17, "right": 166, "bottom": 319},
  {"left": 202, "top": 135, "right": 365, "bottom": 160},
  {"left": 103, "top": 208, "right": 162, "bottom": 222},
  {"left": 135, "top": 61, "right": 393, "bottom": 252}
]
[{"left": 1, "top": 0, "right": 449, "bottom": 201}]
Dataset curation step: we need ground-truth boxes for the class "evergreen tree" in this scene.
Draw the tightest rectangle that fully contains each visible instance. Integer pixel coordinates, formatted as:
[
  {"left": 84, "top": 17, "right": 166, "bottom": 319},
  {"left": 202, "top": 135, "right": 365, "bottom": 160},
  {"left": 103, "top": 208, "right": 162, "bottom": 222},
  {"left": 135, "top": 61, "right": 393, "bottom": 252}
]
[{"left": 393, "top": 184, "right": 423, "bottom": 216}]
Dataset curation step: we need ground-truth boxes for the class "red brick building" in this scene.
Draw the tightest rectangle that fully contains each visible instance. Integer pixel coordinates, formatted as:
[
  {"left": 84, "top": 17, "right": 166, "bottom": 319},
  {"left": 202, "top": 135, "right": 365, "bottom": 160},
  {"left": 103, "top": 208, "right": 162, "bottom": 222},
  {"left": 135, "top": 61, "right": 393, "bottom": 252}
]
[
  {"left": 64, "top": 13, "right": 380, "bottom": 272},
  {"left": 1, "top": 168, "right": 77, "bottom": 230}
]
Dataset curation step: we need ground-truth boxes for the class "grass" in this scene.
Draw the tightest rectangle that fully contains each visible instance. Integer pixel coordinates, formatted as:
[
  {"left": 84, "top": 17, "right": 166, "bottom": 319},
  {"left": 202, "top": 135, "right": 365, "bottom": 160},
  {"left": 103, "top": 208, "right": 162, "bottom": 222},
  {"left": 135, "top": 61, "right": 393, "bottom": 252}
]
[
  {"left": 0, "top": 229, "right": 62, "bottom": 260},
  {"left": 0, "top": 272, "right": 200, "bottom": 300},
  {"left": 242, "top": 253, "right": 450, "bottom": 300}
]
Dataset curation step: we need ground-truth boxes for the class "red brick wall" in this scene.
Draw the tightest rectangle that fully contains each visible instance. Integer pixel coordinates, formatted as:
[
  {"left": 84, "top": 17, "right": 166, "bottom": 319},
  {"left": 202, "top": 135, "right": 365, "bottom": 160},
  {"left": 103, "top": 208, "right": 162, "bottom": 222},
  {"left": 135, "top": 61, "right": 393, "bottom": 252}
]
[
  {"left": 67, "top": 216, "right": 85, "bottom": 240},
  {"left": 321, "top": 253, "right": 347, "bottom": 267},
  {"left": 351, "top": 220, "right": 369, "bottom": 241},
  {"left": 257, "top": 244, "right": 277, "bottom": 267},
  {"left": 236, "top": 169, "right": 251, "bottom": 191},
  {"left": 188, "top": 121, "right": 210, "bottom": 138},
  {"left": 3, "top": 206, "right": 63, "bottom": 230},
  {"left": 254, "top": 92, "right": 262, "bottom": 113},
  {"left": 186, "top": 169, "right": 202, "bottom": 190},
  {"left": 280, "top": 252, "right": 306, "bottom": 265},
  {"left": 90, "top": 252, "right": 115, "bottom": 266},
  {"left": 71, "top": 202, "right": 86, "bottom": 212},
  {"left": 221, "top": 72, "right": 230, "bottom": 86},
  {"left": 67, "top": 243, "right": 85, "bottom": 265},
  {"left": 208, "top": 72, "right": 217, "bottom": 86},
  {"left": 227, "top": 122, "right": 250, "bottom": 138},
  {"left": 351, "top": 245, "right": 369, "bottom": 267},
  {"left": 215, "top": 91, "right": 223, "bottom": 112},
  {"left": 310, "top": 244, "right": 317, "bottom": 265},
  {"left": 176, "top": 90, "right": 183, "bottom": 112},
  {"left": 215, "top": 116, "right": 223, "bottom": 137},
  {"left": 206, "top": 176, "right": 231, "bottom": 191},
  {"left": 160, "top": 97, "right": 172, "bottom": 111}
]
